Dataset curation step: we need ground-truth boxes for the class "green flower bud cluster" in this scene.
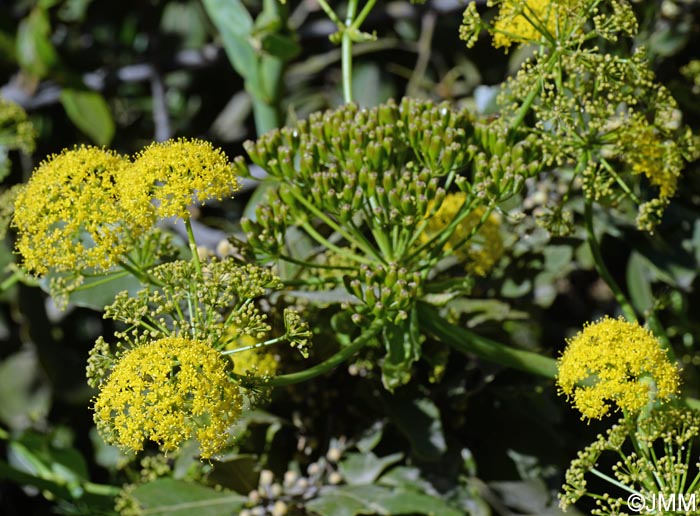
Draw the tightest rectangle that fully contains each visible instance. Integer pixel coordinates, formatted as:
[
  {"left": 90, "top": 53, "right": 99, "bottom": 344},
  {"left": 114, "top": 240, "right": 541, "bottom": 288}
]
[
  {"left": 236, "top": 97, "right": 523, "bottom": 388},
  {"left": 344, "top": 263, "right": 421, "bottom": 325},
  {"left": 461, "top": 0, "right": 699, "bottom": 233},
  {"left": 560, "top": 408, "right": 700, "bottom": 515},
  {"left": 468, "top": 121, "right": 542, "bottom": 199}
]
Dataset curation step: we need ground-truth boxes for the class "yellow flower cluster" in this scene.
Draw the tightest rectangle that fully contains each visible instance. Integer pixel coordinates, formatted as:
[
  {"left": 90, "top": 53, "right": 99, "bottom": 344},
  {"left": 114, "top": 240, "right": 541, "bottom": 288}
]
[
  {"left": 12, "top": 139, "right": 238, "bottom": 276},
  {"left": 618, "top": 117, "right": 680, "bottom": 200},
  {"left": 130, "top": 138, "right": 239, "bottom": 219},
  {"left": 422, "top": 192, "right": 504, "bottom": 276},
  {"left": 93, "top": 337, "right": 242, "bottom": 458},
  {"left": 492, "top": 0, "right": 562, "bottom": 48},
  {"left": 13, "top": 147, "right": 152, "bottom": 275},
  {"left": 557, "top": 317, "right": 680, "bottom": 420}
]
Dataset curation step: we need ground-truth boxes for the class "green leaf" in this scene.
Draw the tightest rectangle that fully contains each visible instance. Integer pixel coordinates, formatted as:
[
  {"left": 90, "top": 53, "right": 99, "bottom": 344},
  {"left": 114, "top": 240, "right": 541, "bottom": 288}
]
[
  {"left": 59, "top": 89, "right": 115, "bottom": 146},
  {"left": 201, "top": 0, "right": 256, "bottom": 80},
  {"left": 7, "top": 429, "right": 91, "bottom": 498},
  {"left": 0, "top": 350, "right": 51, "bottom": 430},
  {"left": 351, "top": 62, "right": 394, "bottom": 108},
  {"left": 130, "top": 479, "right": 247, "bottom": 515},
  {"left": 338, "top": 452, "right": 403, "bottom": 485},
  {"left": 306, "top": 484, "right": 463, "bottom": 516},
  {"left": 355, "top": 421, "right": 384, "bottom": 454},
  {"left": 380, "top": 309, "right": 422, "bottom": 391},
  {"left": 383, "top": 392, "right": 446, "bottom": 461},
  {"left": 260, "top": 33, "right": 300, "bottom": 62},
  {"left": 16, "top": 8, "right": 58, "bottom": 78},
  {"left": 626, "top": 251, "right": 654, "bottom": 314}
]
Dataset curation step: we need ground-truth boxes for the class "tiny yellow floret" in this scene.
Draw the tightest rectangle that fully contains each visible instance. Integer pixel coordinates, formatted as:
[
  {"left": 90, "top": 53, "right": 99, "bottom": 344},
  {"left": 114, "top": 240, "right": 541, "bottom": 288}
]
[
  {"left": 130, "top": 138, "right": 240, "bottom": 220},
  {"left": 557, "top": 316, "right": 680, "bottom": 420},
  {"left": 421, "top": 192, "right": 504, "bottom": 276},
  {"left": 93, "top": 337, "right": 243, "bottom": 458},
  {"left": 12, "top": 146, "right": 152, "bottom": 275}
]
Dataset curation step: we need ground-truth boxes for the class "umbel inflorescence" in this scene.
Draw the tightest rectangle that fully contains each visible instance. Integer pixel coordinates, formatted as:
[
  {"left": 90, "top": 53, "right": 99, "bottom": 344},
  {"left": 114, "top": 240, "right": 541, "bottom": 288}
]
[
  {"left": 460, "top": 0, "right": 699, "bottom": 232},
  {"left": 557, "top": 316, "right": 680, "bottom": 420},
  {"left": 10, "top": 137, "right": 311, "bottom": 458},
  {"left": 12, "top": 138, "right": 239, "bottom": 287},
  {"left": 236, "top": 97, "right": 539, "bottom": 389}
]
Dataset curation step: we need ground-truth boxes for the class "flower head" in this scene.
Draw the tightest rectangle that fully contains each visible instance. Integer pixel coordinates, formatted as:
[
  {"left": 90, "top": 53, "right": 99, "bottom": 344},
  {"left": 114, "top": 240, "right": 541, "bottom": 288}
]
[
  {"left": 13, "top": 146, "right": 152, "bottom": 275},
  {"left": 421, "top": 192, "right": 504, "bottom": 276},
  {"left": 93, "top": 337, "right": 242, "bottom": 458},
  {"left": 557, "top": 316, "right": 680, "bottom": 420},
  {"left": 492, "top": 0, "right": 561, "bottom": 48},
  {"left": 130, "top": 138, "right": 239, "bottom": 219}
]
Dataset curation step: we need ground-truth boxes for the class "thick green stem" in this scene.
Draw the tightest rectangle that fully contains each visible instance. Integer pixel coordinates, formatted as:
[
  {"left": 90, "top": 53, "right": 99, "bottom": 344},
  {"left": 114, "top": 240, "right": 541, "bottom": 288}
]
[
  {"left": 584, "top": 200, "right": 637, "bottom": 322},
  {"left": 418, "top": 302, "right": 558, "bottom": 379},
  {"left": 269, "top": 322, "right": 381, "bottom": 386},
  {"left": 342, "top": 0, "right": 359, "bottom": 103}
]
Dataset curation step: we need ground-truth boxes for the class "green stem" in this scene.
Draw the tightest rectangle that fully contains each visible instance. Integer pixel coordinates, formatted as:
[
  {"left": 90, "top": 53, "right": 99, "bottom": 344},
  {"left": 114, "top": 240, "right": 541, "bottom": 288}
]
[
  {"left": 118, "top": 259, "right": 165, "bottom": 287},
  {"left": 512, "top": 49, "right": 559, "bottom": 130},
  {"left": 342, "top": 0, "right": 359, "bottom": 103},
  {"left": 0, "top": 270, "right": 22, "bottom": 293},
  {"left": 351, "top": 0, "right": 377, "bottom": 29},
  {"left": 221, "top": 335, "right": 286, "bottom": 356},
  {"left": 184, "top": 218, "right": 203, "bottom": 277},
  {"left": 589, "top": 468, "right": 640, "bottom": 496},
  {"left": 599, "top": 158, "right": 641, "bottom": 204},
  {"left": 584, "top": 199, "right": 637, "bottom": 322},
  {"left": 269, "top": 322, "right": 381, "bottom": 386},
  {"left": 315, "top": 0, "right": 342, "bottom": 25},
  {"left": 418, "top": 302, "right": 558, "bottom": 379}
]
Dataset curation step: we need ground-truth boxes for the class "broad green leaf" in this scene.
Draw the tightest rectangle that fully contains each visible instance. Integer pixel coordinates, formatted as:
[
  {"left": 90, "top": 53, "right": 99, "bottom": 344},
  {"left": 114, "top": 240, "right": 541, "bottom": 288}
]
[
  {"left": 381, "top": 309, "right": 422, "bottom": 391},
  {"left": 0, "top": 350, "right": 51, "bottom": 430},
  {"left": 130, "top": 478, "right": 247, "bottom": 515},
  {"left": 7, "top": 429, "right": 93, "bottom": 498},
  {"left": 201, "top": 0, "right": 256, "bottom": 80},
  {"left": 352, "top": 62, "right": 394, "bottom": 108},
  {"left": 260, "top": 33, "right": 301, "bottom": 62},
  {"left": 383, "top": 393, "right": 446, "bottom": 461},
  {"left": 626, "top": 251, "right": 654, "bottom": 314},
  {"left": 306, "top": 484, "right": 463, "bottom": 516},
  {"left": 338, "top": 452, "right": 403, "bottom": 485},
  {"left": 377, "top": 465, "right": 436, "bottom": 495},
  {"left": 207, "top": 455, "right": 259, "bottom": 493},
  {"left": 16, "top": 8, "right": 58, "bottom": 78},
  {"left": 59, "top": 89, "right": 115, "bottom": 146},
  {"left": 355, "top": 421, "right": 384, "bottom": 454},
  {"left": 489, "top": 478, "right": 552, "bottom": 513}
]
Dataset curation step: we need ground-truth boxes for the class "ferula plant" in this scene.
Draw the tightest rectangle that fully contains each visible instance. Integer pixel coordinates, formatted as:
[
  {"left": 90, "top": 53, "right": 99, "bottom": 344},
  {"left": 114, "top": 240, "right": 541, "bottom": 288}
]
[{"left": 5, "top": 0, "right": 700, "bottom": 512}]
